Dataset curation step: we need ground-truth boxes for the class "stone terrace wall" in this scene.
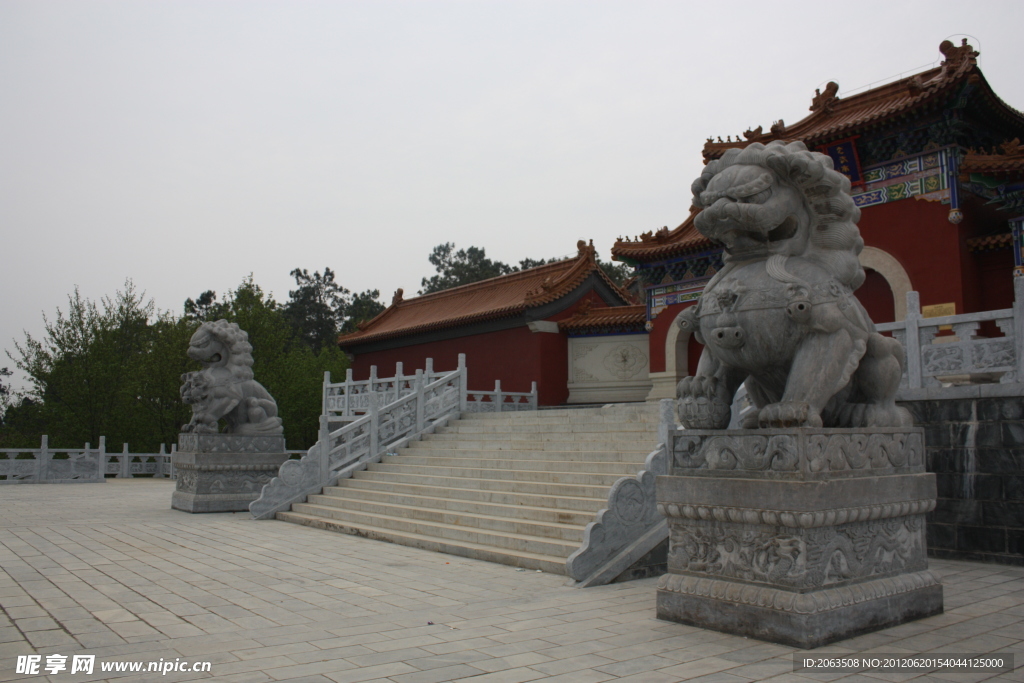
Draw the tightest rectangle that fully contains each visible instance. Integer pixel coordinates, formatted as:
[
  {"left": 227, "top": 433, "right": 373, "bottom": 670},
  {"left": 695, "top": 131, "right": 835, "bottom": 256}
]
[{"left": 900, "top": 394, "right": 1023, "bottom": 565}]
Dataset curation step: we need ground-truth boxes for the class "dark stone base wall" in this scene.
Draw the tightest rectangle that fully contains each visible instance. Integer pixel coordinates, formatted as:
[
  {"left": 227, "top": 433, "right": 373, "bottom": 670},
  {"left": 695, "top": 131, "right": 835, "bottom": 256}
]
[{"left": 900, "top": 395, "right": 1024, "bottom": 565}]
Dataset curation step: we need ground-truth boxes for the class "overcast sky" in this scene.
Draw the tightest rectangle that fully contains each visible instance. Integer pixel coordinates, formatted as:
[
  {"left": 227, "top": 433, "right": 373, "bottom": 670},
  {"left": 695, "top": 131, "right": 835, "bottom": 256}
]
[{"left": 3, "top": 1, "right": 1023, "bottom": 392}]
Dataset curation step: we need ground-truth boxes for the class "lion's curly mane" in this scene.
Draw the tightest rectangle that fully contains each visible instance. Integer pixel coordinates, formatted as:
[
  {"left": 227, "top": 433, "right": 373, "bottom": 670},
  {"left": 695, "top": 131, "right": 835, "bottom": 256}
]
[
  {"left": 691, "top": 140, "right": 866, "bottom": 290},
  {"left": 199, "top": 320, "right": 255, "bottom": 381}
]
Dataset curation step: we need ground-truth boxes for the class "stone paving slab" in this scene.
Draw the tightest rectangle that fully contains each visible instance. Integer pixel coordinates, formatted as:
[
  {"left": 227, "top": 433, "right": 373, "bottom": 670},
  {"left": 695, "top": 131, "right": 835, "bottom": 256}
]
[{"left": 0, "top": 480, "right": 1020, "bottom": 682}]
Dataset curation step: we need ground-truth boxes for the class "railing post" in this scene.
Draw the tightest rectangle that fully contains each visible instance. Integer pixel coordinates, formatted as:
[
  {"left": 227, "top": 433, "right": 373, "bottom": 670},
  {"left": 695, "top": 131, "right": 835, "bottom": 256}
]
[
  {"left": 1014, "top": 277, "right": 1024, "bottom": 382},
  {"left": 415, "top": 370, "right": 425, "bottom": 432},
  {"left": 99, "top": 436, "right": 106, "bottom": 479},
  {"left": 322, "top": 370, "right": 331, "bottom": 418},
  {"left": 118, "top": 444, "right": 131, "bottom": 478},
  {"left": 369, "top": 365, "right": 378, "bottom": 394},
  {"left": 169, "top": 442, "right": 176, "bottom": 479},
  {"left": 344, "top": 368, "right": 353, "bottom": 417},
  {"left": 458, "top": 353, "right": 468, "bottom": 412},
  {"left": 425, "top": 357, "right": 434, "bottom": 380},
  {"left": 368, "top": 391, "right": 380, "bottom": 457},
  {"left": 155, "top": 444, "right": 165, "bottom": 481},
  {"left": 531, "top": 381, "right": 538, "bottom": 409},
  {"left": 37, "top": 435, "right": 49, "bottom": 482},
  {"left": 904, "top": 291, "right": 923, "bottom": 389},
  {"left": 494, "top": 380, "right": 503, "bottom": 413},
  {"left": 394, "top": 362, "right": 404, "bottom": 403},
  {"left": 318, "top": 413, "right": 330, "bottom": 485}
]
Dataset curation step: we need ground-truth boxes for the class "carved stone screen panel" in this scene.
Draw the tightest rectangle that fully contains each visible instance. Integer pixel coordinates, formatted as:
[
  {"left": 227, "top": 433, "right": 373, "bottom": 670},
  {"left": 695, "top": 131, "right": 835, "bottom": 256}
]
[{"left": 567, "top": 334, "right": 652, "bottom": 404}]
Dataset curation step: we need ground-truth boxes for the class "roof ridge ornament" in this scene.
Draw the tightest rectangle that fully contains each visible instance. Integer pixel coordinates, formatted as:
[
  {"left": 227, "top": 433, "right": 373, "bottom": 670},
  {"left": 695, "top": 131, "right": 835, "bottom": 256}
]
[
  {"left": 940, "top": 38, "right": 979, "bottom": 78},
  {"left": 810, "top": 82, "right": 840, "bottom": 114},
  {"left": 392, "top": 288, "right": 404, "bottom": 306}
]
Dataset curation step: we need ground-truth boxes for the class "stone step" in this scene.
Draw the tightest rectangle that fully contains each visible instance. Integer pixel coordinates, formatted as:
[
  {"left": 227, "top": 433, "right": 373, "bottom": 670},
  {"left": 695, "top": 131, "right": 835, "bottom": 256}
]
[
  {"left": 424, "top": 429, "right": 652, "bottom": 442},
  {"left": 382, "top": 448, "right": 654, "bottom": 463},
  {"left": 277, "top": 403, "right": 663, "bottom": 575},
  {"left": 458, "top": 409, "right": 659, "bottom": 424},
  {"left": 297, "top": 497, "right": 586, "bottom": 542},
  {"left": 282, "top": 505, "right": 579, "bottom": 556},
  {"left": 351, "top": 469, "right": 612, "bottom": 498},
  {"left": 277, "top": 511, "right": 569, "bottom": 574},
  {"left": 435, "top": 422, "right": 657, "bottom": 435},
  {"left": 331, "top": 480, "right": 605, "bottom": 512},
  {"left": 405, "top": 439, "right": 658, "bottom": 452},
  {"left": 382, "top": 454, "right": 641, "bottom": 474},
  {"left": 308, "top": 489, "right": 597, "bottom": 527},
  {"left": 364, "top": 462, "right": 627, "bottom": 486}
]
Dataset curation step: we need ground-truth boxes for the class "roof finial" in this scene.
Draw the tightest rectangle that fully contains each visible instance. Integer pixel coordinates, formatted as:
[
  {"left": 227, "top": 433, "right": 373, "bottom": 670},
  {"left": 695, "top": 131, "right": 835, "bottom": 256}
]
[
  {"left": 940, "top": 38, "right": 979, "bottom": 76},
  {"left": 810, "top": 82, "right": 840, "bottom": 113},
  {"left": 392, "top": 288, "right": 404, "bottom": 305}
]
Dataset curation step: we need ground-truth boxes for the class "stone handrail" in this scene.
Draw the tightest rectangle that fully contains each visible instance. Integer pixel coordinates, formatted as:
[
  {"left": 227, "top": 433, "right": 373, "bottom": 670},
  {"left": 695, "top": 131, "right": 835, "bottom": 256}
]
[
  {"left": 323, "top": 360, "right": 450, "bottom": 419},
  {"left": 324, "top": 360, "right": 537, "bottom": 418},
  {"left": 465, "top": 380, "right": 538, "bottom": 412},
  {"left": 250, "top": 355, "right": 469, "bottom": 519},
  {"left": 876, "top": 277, "right": 1024, "bottom": 395},
  {"left": 0, "top": 437, "right": 179, "bottom": 483},
  {"left": 565, "top": 399, "right": 675, "bottom": 587}
]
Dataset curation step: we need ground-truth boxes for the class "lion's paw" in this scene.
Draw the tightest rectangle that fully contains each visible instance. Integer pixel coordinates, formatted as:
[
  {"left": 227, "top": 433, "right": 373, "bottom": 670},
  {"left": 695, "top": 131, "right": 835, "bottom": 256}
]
[
  {"left": 758, "top": 401, "right": 822, "bottom": 428},
  {"left": 677, "top": 376, "right": 731, "bottom": 429}
]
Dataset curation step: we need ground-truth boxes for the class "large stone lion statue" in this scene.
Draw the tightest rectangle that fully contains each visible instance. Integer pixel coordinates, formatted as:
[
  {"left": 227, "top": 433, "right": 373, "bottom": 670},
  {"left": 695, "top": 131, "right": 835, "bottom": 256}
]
[
  {"left": 180, "top": 320, "right": 284, "bottom": 435},
  {"left": 677, "top": 140, "right": 910, "bottom": 429}
]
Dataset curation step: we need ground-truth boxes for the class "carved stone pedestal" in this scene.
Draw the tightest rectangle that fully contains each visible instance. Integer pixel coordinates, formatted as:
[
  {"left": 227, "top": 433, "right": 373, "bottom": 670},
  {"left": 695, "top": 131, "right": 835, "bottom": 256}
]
[
  {"left": 656, "top": 427, "right": 943, "bottom": 649},
  {"left": 172, "top": 434, "right": 290, "bottom": 513}
]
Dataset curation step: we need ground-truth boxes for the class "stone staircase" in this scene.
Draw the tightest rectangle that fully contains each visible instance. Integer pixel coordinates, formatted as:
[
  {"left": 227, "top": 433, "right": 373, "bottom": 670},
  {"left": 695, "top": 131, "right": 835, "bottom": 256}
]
[{"left": 277, "top": 404, "right": 661, "bottom": 574}]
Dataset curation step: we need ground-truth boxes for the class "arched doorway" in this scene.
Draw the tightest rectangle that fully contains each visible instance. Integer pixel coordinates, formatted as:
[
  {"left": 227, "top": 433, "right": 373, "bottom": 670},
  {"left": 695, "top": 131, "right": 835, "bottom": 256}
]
[
  {"left": 859, "top": 247, "right": 911, "bottom": 320},
  {"left": 856, "top": 268, "right": 896, "bottom": 324}
]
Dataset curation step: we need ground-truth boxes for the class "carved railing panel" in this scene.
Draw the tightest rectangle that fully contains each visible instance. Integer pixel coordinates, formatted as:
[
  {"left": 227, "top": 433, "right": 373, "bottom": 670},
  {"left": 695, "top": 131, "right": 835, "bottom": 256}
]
[
  {"left": 875, "top": 279, "right": 1024, "bottom": 390},
  {"left": 251, "top": 357, "right": 470, "bottom": 519}
]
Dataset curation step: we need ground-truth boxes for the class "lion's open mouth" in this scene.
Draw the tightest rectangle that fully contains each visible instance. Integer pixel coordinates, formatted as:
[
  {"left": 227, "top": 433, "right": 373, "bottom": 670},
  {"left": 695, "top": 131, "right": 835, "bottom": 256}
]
[{"left": 767, "top": 216, "right": 798, "bottom": 242}]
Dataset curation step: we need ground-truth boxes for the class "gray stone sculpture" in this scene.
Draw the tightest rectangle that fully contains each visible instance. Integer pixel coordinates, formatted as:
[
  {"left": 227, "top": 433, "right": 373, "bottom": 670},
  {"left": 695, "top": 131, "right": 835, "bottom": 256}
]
[
  {"left": 676, "top": 141, "right": 910, "bottom": 430},
  {"left": 173, "top": 320, "right": 288, "bottom": 513},
  {"left": 658, "top": 141, "right": 941, "bottom": 647},
  {"left": 180, "top": 320, "right": 283, "bottom": 435}
]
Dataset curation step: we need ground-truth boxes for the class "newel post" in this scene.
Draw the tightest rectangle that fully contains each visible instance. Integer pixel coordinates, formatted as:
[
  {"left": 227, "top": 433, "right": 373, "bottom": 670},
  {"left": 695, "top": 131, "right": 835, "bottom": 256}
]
[
  {"left": 98, "top": 436, "right": 106, "bottom": 479},
  {"left": 904, "top": 291, "right": 923, "bottom": 389},
  {"left": 1013, "top": 276, "right": 1024, "bottom": 382},
  {"left": 118, "top": 443, "right": 131, "bottom": 478},
  {"left": 368, "top": 391, "right": 380, "bottom": 457},
  {"left": 322, "top": 370, "right": 331, "bottom": 417},
  {"left": 318, "top": 414, "right": 331, "bottom": 484},
  {"left": 37, "top": 435, "right": 50, "bottom": 481},
  {"left": 494, "top": 380, "right": 503, "bottom": 413},
  {"left": 458, "top": 353, "right": 468, "bottom": 412},
  {"left": 415, "top": 369, "right": 425, "bottom": 432}
]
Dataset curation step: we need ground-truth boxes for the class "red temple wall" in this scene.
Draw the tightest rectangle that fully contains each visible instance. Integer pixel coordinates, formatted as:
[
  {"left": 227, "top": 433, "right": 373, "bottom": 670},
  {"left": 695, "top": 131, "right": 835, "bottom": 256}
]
[
  {"left": 347, "top": 294, "right": 603, "bottom": 407},
  {"left": 857, "top": 199, "right": 965, "bottom": 312}
]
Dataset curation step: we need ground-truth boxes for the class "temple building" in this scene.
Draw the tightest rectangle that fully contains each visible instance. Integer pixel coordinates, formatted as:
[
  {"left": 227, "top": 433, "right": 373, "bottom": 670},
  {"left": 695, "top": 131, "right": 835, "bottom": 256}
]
[
  {"left": 612, "top": 38, "right": 1024, "bottom": 400},
  {"left": 342, "top": 39, "right": 1024, "bottom": 407},
  {"left": 337, "top": 241, "right": 639, "bottom": 405}
]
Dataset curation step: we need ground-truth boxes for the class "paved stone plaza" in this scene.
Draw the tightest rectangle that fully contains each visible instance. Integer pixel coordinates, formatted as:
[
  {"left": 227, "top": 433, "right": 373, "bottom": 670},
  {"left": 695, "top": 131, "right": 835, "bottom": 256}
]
[{"left": 1, "top": 480, "right": 1021, "bottom": 683}]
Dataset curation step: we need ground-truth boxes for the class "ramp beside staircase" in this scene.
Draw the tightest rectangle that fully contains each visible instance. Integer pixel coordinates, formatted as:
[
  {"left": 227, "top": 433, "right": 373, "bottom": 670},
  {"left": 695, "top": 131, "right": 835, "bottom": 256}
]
[{"left": 277, "top": 404, "right": 661, "bottom": 575}]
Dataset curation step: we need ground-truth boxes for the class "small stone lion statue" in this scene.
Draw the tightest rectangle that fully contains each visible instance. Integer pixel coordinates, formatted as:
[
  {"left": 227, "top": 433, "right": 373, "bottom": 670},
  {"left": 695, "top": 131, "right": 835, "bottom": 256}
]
[
  {"left": 677, "top": 140, "right": 911, "bottom": 429},
  {"left": 180, "top": 320, "right": 284, "bottom": 435}
]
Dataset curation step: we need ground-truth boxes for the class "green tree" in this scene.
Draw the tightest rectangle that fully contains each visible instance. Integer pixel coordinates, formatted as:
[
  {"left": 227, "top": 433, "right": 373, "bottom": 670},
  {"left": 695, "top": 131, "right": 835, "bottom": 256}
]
[
  {"left": 9, "top": 281, "right": 157, "bottom": 449},
  {"left": 284, "top": 267, "right": 348, "bottom": 352},
  {"left": 419, "top": 243, "right": 515, "bottom": 294},
  {"left": 341, "top": 290, "right": 386, "bottom": 333}
]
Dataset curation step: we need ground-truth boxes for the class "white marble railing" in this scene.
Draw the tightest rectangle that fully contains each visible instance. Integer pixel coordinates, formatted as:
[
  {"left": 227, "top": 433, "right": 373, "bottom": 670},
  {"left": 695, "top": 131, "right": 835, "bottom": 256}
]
[
  {"left": 876, "top": 277, "right": 1024, "bottom": 393},
  {"left": 251, "top": 354, "right": 474, "bottom": 519},
  {"left": 0, "top": 437, "right": 177, "bottom": 484},
  {"left": 323, "top": 359, "right": 537, "bottom": 418}
]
